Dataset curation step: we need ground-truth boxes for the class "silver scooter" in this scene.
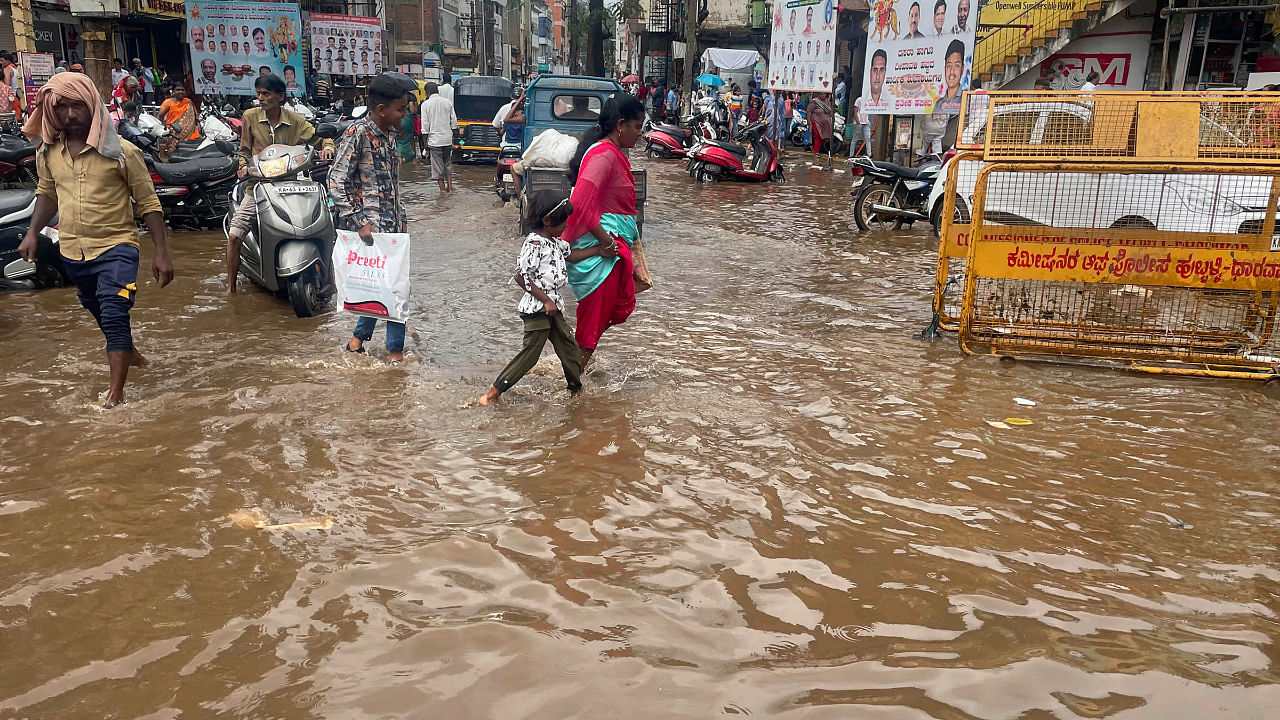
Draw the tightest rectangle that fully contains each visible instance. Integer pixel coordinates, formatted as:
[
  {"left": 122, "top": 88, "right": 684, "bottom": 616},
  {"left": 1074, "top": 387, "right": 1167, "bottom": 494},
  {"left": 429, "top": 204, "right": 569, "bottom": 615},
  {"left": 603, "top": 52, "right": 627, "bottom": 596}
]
[{"left": 224, "top": 137, "right": 337, "bottom": 317}]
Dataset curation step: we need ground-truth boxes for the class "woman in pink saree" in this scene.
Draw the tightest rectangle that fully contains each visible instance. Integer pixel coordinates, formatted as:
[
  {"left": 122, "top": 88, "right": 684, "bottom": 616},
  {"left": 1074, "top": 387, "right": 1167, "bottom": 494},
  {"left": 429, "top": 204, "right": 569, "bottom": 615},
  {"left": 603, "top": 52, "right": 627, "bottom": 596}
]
[{"left": 562, "top": 95, "right": 647, "bottom": 369}]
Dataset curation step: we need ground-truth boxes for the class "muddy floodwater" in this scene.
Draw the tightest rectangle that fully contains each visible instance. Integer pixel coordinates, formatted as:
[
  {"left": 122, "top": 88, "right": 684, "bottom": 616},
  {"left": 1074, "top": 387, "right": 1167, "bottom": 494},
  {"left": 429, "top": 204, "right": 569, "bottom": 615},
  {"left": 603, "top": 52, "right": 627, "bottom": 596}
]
[{"left": 1, "top": 155, "right": 1278, "bottom": 719}]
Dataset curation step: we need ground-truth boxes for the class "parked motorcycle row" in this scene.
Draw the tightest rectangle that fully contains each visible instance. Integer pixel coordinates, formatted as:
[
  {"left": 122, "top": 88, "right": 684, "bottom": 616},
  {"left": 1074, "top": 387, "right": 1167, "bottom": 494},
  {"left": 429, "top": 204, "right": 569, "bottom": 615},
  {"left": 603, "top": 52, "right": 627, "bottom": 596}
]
[{"left": 1, "top": 93, "right": 372, "bottom": 318}]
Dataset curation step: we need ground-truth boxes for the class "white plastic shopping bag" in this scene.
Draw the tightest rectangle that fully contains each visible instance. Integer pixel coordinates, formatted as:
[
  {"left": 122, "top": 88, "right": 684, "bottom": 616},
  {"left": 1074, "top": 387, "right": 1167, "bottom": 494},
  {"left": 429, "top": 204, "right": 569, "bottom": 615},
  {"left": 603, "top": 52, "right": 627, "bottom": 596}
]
[
  {"left": 521, "top": 129, "right": 579, "bottom": 168},
  {"left": 332, "top": 230, "right": 411, "bottom": 322}
]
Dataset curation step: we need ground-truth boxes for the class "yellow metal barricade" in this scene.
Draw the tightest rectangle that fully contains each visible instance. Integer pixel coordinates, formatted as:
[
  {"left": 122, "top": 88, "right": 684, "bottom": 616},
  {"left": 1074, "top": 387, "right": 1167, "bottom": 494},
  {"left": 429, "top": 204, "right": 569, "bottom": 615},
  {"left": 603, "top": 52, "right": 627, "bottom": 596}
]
[
  {"left": 933, "top": 151, "right": 982, "bottom": 331},
  {"left": 958, "top": 163, "right": 1280, "bottom": 379},
  {"left": 954, "top": 90, "right": 1280, "bottom": 164}
]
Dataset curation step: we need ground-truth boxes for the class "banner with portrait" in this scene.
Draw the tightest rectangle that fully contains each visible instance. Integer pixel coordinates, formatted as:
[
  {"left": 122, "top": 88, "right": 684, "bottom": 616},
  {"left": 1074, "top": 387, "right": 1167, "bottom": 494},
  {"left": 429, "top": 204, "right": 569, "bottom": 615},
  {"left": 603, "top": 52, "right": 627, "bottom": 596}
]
[
  {"left": 766, "top": 0, "right": 839, "bottom": 93},
  {"left": 308, "top": 13, "right": 383, "bottom": 79},
  {"left": 186, "top": 2, "right": 305, "bottom": 97},
  {"left": 861, "top": 0, "right": 977, "bottom": 115}
]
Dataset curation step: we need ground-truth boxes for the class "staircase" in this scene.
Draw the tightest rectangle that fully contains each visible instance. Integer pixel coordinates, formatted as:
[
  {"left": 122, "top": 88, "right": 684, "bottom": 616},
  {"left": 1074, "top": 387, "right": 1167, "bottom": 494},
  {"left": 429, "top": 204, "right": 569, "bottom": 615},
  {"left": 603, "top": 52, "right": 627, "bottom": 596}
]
[{"left": 976, "top": 0, "right": 1139, "bottom": 87}]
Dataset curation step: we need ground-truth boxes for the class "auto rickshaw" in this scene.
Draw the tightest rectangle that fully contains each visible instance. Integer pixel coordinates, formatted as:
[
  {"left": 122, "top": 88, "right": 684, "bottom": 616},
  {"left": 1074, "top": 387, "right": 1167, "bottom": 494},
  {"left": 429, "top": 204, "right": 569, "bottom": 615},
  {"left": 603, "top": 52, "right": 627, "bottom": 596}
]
[{"left": 453, "top": 75, "right": 514, "bottom": 163}]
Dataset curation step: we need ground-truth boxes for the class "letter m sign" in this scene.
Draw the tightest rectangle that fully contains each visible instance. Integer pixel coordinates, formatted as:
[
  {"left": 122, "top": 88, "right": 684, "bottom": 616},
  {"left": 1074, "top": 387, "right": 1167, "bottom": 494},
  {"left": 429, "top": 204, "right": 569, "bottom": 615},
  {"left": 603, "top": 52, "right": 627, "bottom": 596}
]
[{"left": 1041, "top": 54, "right": 1131, "bottom": 87}]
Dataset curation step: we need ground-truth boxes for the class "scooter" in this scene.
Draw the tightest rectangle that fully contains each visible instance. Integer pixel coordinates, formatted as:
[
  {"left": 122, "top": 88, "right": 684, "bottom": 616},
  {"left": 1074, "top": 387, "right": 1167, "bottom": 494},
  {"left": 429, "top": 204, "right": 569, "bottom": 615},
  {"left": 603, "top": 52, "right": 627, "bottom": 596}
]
[
  {"left": 0, "top": 189, "right": 67, "bottom": 290},
  {"left": 686, "top": 121, "right": 784, "bottom": 184},
  {"left": 224, "top": 138, "right": 339, "bottom": 317},
  {"left": 849, "top": 155, "right": 942, "bottom": 232},
  {"left": 789, "top": 108, "right": 847, "bottom": 153},
  {"left": 643, "top": 109, "right": 719, "bottom": 159}
]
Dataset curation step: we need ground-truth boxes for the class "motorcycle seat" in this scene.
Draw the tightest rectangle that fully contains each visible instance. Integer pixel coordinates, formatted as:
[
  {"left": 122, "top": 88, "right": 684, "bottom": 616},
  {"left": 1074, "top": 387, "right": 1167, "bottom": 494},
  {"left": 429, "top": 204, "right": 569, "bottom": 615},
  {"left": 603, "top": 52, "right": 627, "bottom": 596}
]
[
  {"left": 703, "top": 139, "right": 748, "bottom": 157},
  {"left": 152, "top": 156, "right": 237, "bottom": 185},
  {"left": 652, "top": 123, "right": 691, "bottom": 138},
  {"left": 169, "top": 144, "right": 234, "bottom": 163},
  {"left": 0, "top": 137, "right": 34, "bottom": 163},
  {"left": 0, "top": 188, "right": 34, "bottom": 217},
  {"left": 862, "top": 160, "right": 932, "bottom": 179}
]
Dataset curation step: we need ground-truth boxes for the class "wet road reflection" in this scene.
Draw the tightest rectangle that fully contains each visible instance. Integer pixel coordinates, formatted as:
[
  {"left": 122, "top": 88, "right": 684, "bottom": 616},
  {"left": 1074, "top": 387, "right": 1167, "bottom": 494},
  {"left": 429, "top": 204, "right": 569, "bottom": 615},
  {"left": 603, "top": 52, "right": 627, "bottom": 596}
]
[{"left": 0, "top": 153, "right": 1277, "bottom": 718}]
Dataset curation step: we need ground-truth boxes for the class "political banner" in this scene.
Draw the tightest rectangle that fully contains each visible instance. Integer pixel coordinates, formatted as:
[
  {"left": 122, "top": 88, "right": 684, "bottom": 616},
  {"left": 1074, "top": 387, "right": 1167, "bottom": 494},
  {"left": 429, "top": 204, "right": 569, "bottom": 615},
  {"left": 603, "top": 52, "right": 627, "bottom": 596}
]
[
  {"left": 187, "top": 2, "right": 305, "bottom": 97},
  {"left": 18, "top": 52, "right": 55, "bottom": 110},
  {"left": 862, "top": 0, "right": 977, "bottom": 115},
  {"left": 308, "top": 13, "right": 383, "bottom": 79},
  {"left": 767, "top": 0, "right": 839, "bottom": 93}
]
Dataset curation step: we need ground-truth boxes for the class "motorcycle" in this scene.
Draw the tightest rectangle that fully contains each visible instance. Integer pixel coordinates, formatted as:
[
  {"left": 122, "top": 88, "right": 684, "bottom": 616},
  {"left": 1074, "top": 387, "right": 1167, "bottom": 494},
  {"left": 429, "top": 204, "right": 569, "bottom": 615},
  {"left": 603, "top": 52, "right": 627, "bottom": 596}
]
[
  {"left": 224, "top": 138, "right": 339, "bottom": 317},
  {"left": 0, "top": 189, "right": 67, "bottom": 290},
  {"left": 0, "top": 132, "right": 36, "bottom": 187},
  {"left": 849, "top": 155, "right": 942, "bottom": 232},
  {"left": 118, "top": 116, "right": 239, "bottom": 230},
  {"left": 685, "top": 120, "right": 784, "bottom": 184}
]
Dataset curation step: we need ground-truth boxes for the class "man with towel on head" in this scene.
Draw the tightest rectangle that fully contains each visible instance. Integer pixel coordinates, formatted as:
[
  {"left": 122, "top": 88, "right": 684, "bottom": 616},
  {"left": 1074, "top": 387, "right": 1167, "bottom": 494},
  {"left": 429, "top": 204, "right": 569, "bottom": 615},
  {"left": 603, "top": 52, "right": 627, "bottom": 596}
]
[{"left": 16, "top": 72, "right": 174, "bottom": 408}]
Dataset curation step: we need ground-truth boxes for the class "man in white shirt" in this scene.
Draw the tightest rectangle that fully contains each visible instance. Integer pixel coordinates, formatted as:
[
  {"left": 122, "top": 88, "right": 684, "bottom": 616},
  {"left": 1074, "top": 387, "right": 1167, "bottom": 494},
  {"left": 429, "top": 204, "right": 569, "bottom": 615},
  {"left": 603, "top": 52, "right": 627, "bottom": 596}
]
[
  {"left": 111, "top": 58, "right": 129, "bottom": 88},
  {"left": 420, "top": 82, "right": 458, "bottom": 193},
  {"left": 438, "top": 68, "right": 454, "bottom": 103},
  {"left": 493, "top": 99, "right": 514, "bottom": 131},
  {"left": 1080, "top": 71, "right": 1099, "bottom": 92},
  {"left": 851, "top": 95, "right": 871, "bottom": 157}
]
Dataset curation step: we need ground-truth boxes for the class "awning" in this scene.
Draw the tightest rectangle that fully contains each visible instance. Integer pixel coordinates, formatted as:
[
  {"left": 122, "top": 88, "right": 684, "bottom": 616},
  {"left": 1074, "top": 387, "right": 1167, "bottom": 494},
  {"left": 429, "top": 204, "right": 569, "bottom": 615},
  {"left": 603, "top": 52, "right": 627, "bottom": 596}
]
[{"left": 700, "top": 48, "right": 759, "bottom": 70}]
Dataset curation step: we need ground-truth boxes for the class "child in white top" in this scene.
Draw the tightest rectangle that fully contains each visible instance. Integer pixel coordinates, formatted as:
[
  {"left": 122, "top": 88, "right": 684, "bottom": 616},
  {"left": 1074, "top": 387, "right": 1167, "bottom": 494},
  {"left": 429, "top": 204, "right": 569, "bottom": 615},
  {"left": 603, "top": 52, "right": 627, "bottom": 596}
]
[{"left": 479, "top": 191, "right": 582, "bottom": 405}]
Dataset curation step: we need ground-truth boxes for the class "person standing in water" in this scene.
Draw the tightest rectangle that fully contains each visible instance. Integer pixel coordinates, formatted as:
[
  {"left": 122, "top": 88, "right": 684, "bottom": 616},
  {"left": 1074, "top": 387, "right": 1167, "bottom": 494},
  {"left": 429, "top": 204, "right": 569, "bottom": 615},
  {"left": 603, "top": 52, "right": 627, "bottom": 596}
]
[
  {"left": 562, "top": 95, "right": 647, "bottom": 370},
  {"left": 17, "top": 72, "right": 174, "bottom": 407},
  {"left": 479, "top": 191, "right": 584, "bottom": 405},
  {"left": 329, "top": 74, "right": 411, "bottom": 364}
]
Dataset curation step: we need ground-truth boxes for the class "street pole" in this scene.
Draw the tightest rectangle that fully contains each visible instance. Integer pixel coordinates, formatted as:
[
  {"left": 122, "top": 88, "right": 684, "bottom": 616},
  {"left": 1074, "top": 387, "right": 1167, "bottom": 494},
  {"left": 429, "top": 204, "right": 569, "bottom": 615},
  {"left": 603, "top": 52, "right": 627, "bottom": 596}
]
[
  {"left": 682, "top": 0, "right": 697, "bottom": 116},
  {"left": 81, "top": 19, "right": 115, "bottom": 100},
  {"left": 524, "top": 0, "right": 533, "bottom": 78}
]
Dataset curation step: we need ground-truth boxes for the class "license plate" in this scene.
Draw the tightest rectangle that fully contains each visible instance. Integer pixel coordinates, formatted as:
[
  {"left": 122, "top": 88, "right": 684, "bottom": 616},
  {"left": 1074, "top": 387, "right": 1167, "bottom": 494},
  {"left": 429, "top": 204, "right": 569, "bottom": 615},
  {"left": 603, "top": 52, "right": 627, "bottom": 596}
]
[
  {"left": 851, "top": 176, "right": 866, "bottom": 189},
  {"left": 503, "top": 174, "right": 513, "bottom": 182}
]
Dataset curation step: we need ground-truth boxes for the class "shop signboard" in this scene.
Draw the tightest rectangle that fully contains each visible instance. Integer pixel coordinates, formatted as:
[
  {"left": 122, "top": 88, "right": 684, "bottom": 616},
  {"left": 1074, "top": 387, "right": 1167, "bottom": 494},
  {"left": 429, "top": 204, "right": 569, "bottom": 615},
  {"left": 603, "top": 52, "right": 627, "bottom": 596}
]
[
  {"left": 308, "top": 13, "right": 383, "bottom": 78},
  {"left": 18, "top": 52, "right": 56, "bottom": 110},
  {"left": 186, "top": 2, "right": 305, "bottom": 96},
  {"left": 767, "top": 0, "right": 838, "bottom": 92},
  {"left": 129, "top": 0, "right": 187, "bottom": 19},
  {"left": 860, "top": 0, "right": 978, "bottom": 115}
]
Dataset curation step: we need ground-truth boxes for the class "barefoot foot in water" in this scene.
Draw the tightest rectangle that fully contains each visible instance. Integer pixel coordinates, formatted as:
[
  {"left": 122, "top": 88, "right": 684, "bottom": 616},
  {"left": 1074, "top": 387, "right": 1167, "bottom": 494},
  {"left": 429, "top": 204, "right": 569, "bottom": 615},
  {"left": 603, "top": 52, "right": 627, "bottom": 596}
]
[
  {"left": 478, "top": 386, "right": 501, "bottom": 406},
  {"left": 128, "top": 349, "right": 149, "bottom": 368}
]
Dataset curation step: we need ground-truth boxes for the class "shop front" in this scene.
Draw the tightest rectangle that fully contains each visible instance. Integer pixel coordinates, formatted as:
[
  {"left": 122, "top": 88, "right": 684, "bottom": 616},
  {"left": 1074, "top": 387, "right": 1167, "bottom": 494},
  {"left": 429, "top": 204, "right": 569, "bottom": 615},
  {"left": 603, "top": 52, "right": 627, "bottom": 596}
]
[{"left": 121, "top": 0, "right": 188, "bottom": 75}]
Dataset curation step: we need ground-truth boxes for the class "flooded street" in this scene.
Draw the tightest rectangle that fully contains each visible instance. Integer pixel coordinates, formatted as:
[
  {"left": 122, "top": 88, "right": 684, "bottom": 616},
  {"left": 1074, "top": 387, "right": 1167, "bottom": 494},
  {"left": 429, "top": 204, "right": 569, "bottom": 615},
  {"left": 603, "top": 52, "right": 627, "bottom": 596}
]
[{"left": 1, "top": 154, "right": 1278, "bottom": 719}]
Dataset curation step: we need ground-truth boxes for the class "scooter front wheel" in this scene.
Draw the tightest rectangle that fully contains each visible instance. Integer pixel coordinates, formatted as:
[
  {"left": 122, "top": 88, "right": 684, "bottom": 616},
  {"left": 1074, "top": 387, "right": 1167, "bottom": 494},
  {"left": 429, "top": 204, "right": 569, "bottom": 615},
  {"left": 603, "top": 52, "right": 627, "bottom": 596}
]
[{"left": 286, "top": 267, "right": 325, "bottom": 318}]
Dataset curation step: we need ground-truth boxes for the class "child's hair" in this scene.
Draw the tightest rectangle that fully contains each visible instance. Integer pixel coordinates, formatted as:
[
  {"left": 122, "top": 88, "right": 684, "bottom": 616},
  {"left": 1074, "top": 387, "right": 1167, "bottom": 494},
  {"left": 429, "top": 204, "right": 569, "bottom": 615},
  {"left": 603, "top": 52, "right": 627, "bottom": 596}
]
[
  {"left": 525, "top": 190, "right": 573, "bottom": 231},
  {"left": 367, "top": 74, "right": 407, "bottom": 107}
]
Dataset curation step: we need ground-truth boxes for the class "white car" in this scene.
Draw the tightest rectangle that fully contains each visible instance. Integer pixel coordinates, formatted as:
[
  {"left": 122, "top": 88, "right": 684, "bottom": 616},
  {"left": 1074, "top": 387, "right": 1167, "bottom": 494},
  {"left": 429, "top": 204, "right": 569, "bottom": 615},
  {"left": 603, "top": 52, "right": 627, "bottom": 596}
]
[{"left": 927, "top": 101, "right": 1279, "bottom": 249}]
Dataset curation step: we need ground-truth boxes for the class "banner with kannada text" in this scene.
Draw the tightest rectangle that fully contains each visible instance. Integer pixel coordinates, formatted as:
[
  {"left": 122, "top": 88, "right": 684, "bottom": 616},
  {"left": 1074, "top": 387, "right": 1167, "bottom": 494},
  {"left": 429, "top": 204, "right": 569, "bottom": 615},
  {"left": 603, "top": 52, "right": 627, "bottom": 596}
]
[{"left": 862, "top": 0, "right": 977, "bottom": 114}]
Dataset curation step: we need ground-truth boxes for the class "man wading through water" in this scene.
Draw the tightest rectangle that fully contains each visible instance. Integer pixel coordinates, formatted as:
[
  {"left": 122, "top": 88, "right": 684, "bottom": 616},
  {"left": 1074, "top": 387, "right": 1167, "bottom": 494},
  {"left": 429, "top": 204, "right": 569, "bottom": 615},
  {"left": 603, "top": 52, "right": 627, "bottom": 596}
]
[{"left": 18, "top": 72, "right": 174, "bottom": 408}]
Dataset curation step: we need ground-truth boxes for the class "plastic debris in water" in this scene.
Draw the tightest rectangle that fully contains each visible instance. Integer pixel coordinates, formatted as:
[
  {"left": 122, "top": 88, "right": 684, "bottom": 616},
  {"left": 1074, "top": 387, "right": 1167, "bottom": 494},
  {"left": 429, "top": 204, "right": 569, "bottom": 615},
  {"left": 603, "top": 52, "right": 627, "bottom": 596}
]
[
  {"left": 1004, "top": 418, "right": 1034, "bottom": 426},
  {"left": 1014, "top": 397, "right": 1037, "bottom": 406},
  {"left": 228, "top": 507, "right": 334, "bottom": 532},
  {"left": 985, "top": 420, "right": 1012, "bottom": 429}
]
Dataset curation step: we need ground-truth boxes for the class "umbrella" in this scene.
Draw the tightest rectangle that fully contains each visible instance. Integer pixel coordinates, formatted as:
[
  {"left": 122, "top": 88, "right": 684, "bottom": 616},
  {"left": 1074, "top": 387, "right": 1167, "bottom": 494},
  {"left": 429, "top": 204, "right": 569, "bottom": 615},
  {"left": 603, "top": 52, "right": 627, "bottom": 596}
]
[
  {"left": 621, "top": 74, "right": 639, "bottom": 83},
  {"left": 696, "top": 73, "right": 725, "bottom": 87}
]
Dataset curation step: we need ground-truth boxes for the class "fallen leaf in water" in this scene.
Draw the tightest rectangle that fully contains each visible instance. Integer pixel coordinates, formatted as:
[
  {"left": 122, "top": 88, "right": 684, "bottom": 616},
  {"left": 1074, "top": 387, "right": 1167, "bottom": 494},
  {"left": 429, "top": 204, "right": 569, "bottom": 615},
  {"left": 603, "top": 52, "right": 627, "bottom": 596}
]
[
  {"left": 1004, "top": 418, "right": 1033, "bottom": 426},
  {"left": 227, "top": 508, "right": 334, "bottom": 532},
  {"left": 985, "top": 420, "right": 1011, "bottom": 429}
]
